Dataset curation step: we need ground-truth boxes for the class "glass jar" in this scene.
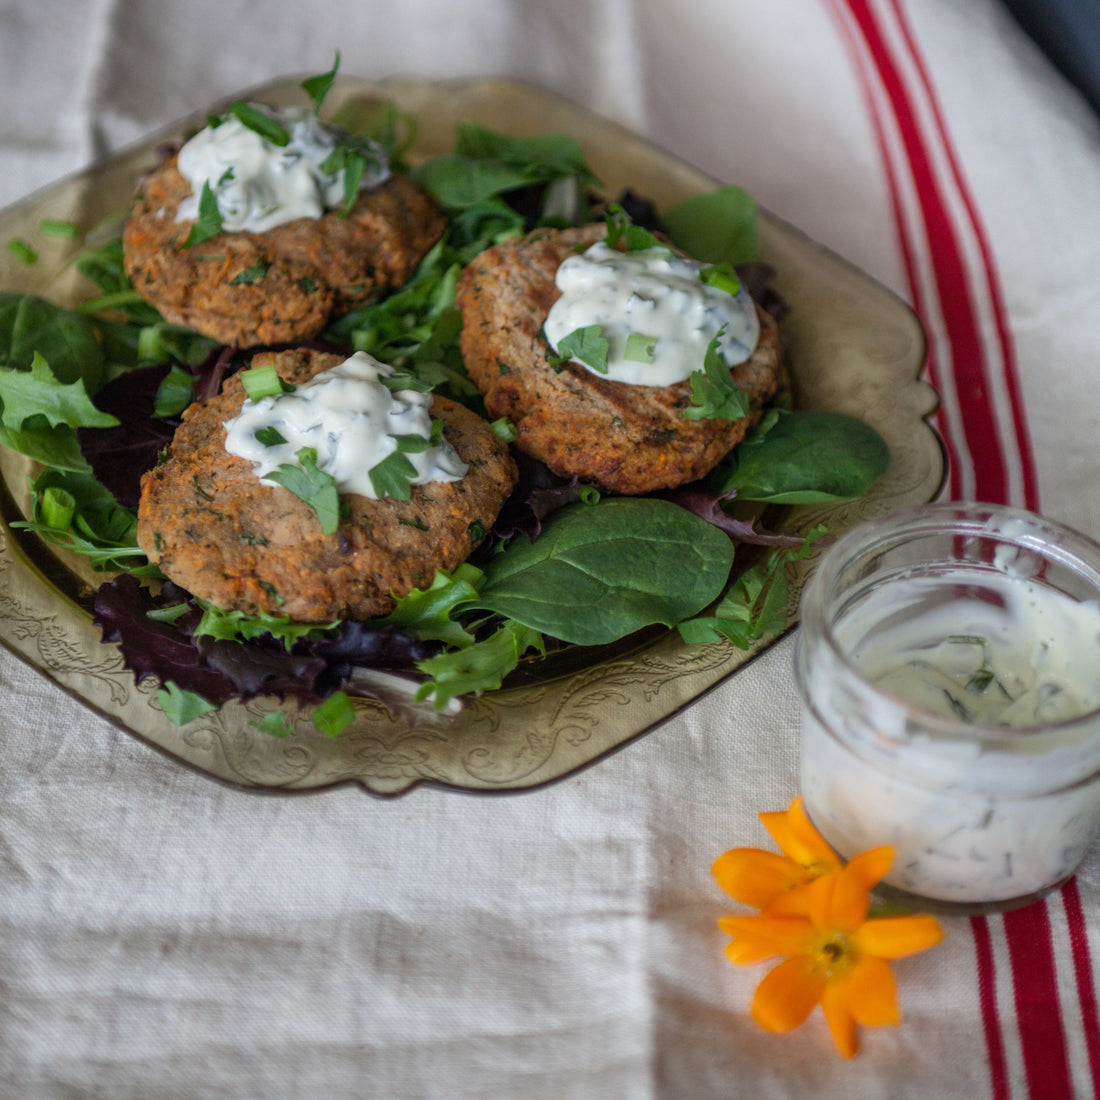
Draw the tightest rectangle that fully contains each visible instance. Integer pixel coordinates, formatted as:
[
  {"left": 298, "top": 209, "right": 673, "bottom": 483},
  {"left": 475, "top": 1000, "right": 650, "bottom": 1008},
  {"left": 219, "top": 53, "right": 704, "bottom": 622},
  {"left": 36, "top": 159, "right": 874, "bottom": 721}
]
[{"left": 795, "top": 502, "right": 1100, "bottom": 912}]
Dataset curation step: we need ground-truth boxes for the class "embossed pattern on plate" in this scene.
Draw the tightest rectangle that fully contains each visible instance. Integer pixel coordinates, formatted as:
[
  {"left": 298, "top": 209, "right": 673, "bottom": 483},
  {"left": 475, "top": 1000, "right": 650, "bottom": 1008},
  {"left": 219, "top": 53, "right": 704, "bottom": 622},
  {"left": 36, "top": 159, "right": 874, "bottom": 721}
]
[{"left": 0, "top": 76, "right": 944, "bottom": 794}]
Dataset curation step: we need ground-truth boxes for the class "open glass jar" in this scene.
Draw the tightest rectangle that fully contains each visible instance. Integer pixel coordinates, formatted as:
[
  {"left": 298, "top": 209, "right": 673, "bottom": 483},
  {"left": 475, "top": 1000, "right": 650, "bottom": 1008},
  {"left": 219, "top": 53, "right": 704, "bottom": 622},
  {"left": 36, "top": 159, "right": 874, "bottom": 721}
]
[{"left": 796, "top": 502, "right": 1100, "bottom": 912}]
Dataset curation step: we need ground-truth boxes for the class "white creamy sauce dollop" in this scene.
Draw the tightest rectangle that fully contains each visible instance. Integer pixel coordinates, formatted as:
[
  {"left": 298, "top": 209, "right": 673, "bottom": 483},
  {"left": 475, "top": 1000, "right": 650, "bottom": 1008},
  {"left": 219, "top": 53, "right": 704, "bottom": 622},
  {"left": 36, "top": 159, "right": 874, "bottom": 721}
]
[
  {"left": 175, "top": 106, "right": 390, "bottom": 233},
  {"left": 222, "top": 352, "right": 467, "bottom": 500},
  {"left": 541, "top": 241, "right": 760, "bottom": 387},
  {"left": 846, "top": 573, "right": 1100, "bottom": 726}
]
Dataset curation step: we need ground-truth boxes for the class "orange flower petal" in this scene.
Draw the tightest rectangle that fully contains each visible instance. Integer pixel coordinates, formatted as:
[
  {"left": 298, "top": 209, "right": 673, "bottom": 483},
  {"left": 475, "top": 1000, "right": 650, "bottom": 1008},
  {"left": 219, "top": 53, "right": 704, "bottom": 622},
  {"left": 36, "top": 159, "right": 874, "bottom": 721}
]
[
  {"left": 841, "top": 955, "right": 901, "bottom": 1028},
  {"left": 713, "top": 848, "right": 807, "bottom": 909},
  {"left": 845, "top": 847, "right": 895, "bottom": 891},
  {"left": 719, "top": 913, "right": 816, "bottom": 962},
  {"left": 805, "top": 865, "right": 871, "bottom": 933},
  {"left": 752, "top": 956, "right": 826, "bottom": 1033},
  {"left": 854, "top": 914, "right": 944, "bottom": 960},
  {"left": 820, "top": 982, "right": 859, "bottom": 1058},
  {"left": 760, "top": 798, "right": 841, "bottom": 873}
]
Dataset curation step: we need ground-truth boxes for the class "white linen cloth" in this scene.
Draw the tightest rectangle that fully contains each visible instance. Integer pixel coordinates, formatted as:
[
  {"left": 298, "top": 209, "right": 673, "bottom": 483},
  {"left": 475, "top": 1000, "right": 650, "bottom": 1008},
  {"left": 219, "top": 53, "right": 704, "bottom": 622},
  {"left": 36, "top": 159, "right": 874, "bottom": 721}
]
[{"left": 3, "top": 1, "right": 1100, "bottom": 1096}]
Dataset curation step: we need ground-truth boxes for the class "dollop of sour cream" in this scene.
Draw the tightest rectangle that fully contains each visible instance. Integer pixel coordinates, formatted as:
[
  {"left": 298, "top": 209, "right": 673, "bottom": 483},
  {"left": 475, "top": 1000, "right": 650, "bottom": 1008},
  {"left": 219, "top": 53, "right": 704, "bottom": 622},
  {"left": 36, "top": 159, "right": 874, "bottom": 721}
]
[
  {"left": 541, "top": 241, "right": 760, "bottom": 387},
  {"left": 222, "top": 352, "right": 467, "bottom": 500},
  {"left": 175, "top": 105, "right": 390, "bottom": 234}
]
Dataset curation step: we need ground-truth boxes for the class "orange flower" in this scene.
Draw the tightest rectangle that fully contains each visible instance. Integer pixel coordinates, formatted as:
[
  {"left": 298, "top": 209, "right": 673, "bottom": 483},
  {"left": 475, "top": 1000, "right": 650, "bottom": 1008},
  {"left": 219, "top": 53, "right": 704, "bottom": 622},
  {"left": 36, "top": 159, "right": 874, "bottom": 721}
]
[
  {"left": 713, "top": 797, "right": 889, "bottom": 910},
  {"left": 719, "top": 855, "right": 943, "bottom": 1057}
]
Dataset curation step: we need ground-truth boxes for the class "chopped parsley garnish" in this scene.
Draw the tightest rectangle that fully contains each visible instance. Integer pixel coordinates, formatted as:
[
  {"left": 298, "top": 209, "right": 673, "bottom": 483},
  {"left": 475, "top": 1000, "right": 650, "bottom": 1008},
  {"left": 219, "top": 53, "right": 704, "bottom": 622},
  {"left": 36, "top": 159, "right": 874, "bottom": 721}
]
[
  {"left": 548, "top": 324, "right": 609, "bottom": 373},
  {"left": 182, "top": 182, "right": 224, "bottom": 247},
  {"left": 268, "top": 446, "right": 341, "bottom": 534},
  {"left": 228, "top": 101, "right": 290, "bottom": 147},
  {"left": 230, "top": 259, "right": 271, "bottom": 285},
  {"left": 253, "top": 426, "right": 287, "bottom": 447},
  {"left": 602, "top": 203, "right": 663, "bottom": 251},
  {"left": 302, "top": 51, "right": 342, "bottom": 115},
  {"left": 368, "top": 449, "right": 419, "bottom": 501},
  {"left": 683, "top": 329, "right": 749, "bottom": 421}
]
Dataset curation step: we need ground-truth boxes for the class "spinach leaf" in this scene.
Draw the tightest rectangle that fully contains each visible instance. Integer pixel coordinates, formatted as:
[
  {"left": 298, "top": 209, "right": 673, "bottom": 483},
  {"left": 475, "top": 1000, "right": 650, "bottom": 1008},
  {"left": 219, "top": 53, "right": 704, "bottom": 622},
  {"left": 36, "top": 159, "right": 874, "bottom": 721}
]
[
  {"left": 0, "top": 293, "right": 104, "bottom": 388},
  {"left": 469, "top": 498, "right": 734, "bottom": 645},
  {"left": 710, "top": 409, "right": 890, "bottom": 503},
  {"left": 663, "top": 185, "right": 759, "bottom": 267}
]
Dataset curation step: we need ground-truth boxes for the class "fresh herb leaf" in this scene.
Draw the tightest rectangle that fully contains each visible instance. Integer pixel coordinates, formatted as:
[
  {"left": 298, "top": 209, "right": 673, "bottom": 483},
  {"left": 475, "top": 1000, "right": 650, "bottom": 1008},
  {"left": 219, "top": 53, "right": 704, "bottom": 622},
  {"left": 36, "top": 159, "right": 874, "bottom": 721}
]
[
  {"left": 268, "top": 447, "right": 341, "bottom": 534},
  {"left": 683, "top": 330, "right": 749, "bottom": 421},
  {"left": 415, "top": 619, "right": 544, "bottom": 711},
  {"left": 153, "top": 365, "right": 195, "bottom": 418},
  {"left": 302, "top": 51, "right": 341, "bottom": 115},
  {"left": 182, "top": 182, "right": 224, "bottom": 247},
  {"left": 664, "top": 185, "right": 759, "bottom": 266},
  {"left": 0, "top": 352, "right": 117, "bottom": 431},
  {"left": 374, "top": 564, "right": 485, "bottom": 649},
  {"left": 549, "top": 324, "right": 609, "bottom": 373},
  {"left": 157, "top": 681, "right": 218, "bottom": 725},
  {"left": 230, "top": 259, "right": 271, "bottom": 285},
  {"left": 368, "top": 448, "right": 418, "bottom": 501},
  {"left": 603, "top": 204, "right": 663, "bottom": 251},
  {"left": 312, "top": 690, "right": 355, "bottom": 736},
  {"left": 468, "top": 498, "right": 734, "bottom": 645},
  {"left": 708, "top": 409, "right": 890, "bottom": 503},
  {"left": 254, "top": 426, "right": 287, "bottom": 447},
  {"left": 228, "top": 101, "right": 290, "bottom": 146}
]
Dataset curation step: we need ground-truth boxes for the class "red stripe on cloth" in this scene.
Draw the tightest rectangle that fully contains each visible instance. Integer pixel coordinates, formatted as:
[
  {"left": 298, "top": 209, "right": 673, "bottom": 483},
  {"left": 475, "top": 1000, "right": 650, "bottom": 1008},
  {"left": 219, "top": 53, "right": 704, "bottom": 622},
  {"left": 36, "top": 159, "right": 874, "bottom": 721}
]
[
  {"left": 972, "top": 914, "right": 1012, "bottom": 1100},
  {"left": 842, "top": 0, "right": 1009, "bottom": 503},
  {"left": 1003, "top": 902, "right": 1075, "bottom": 1098},
  {"left": 884, "top": 0, "right": 1040, "bottom": 510},
  {"left": 1063, "top": 879, "right": 1100, "bottom": 1097}
]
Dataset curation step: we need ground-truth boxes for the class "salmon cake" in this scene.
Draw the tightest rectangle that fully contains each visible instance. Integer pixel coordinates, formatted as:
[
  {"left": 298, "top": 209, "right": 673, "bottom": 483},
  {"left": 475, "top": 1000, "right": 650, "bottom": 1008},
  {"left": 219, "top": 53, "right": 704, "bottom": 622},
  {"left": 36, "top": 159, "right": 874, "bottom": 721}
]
[
  {"left": 123, "top": 117, "right": 445, "bottom": 348},
  {"left": 137, "top": 349, "right": 518, "bottom": 622},
  {"left": 456, "top": 224, "right": 781, "bottom": 495}
]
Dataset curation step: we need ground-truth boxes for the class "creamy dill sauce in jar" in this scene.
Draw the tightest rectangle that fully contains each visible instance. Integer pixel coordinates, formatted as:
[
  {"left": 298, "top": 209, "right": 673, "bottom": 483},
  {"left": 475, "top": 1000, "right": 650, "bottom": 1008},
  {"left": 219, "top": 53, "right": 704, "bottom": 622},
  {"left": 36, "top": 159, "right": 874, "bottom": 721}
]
[
  {"left": 796, "top": 504, "right": 1100, "bottom": 910},
  {"left": 175, "top": 106, "right": 390, "bottom": 233},
  {"left": 222, "top": 351, "right": 467, "bottom": 499},
  {"left": 541, "top": 241, "right": 760, "bottom": 386}
]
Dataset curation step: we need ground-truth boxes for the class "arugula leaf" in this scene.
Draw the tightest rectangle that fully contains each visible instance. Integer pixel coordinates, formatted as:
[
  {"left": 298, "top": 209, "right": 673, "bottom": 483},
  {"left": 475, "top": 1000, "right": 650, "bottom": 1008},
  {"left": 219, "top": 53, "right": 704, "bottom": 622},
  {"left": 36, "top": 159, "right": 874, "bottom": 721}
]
[
  {"left": 549, "top": 325, "right": 609, "bottom": 373},
  {"left": 708, "top": 409, "right": 891, "bottom": 503},
  {"left": 182, "top": 182, "right": 224, "bottom": 247},
  {"left": 374, "top": 564, "right": 485, "bottom": 649},
  {"left": 677, "top": 528, "right": 827, "bottom": 648},
  {"left": 157, "top": 681, "right": 218, "bottom": 725},
  {"left": 267, "top": 447, "right": 341, "bottom": 534},
  {"left": 0, "top": 352, "right": 117, "bottom": 431},
  {"left": 683, "top": 331, "right": 750, "bottom": 421},
  {"left": 415, "top": 619, "right": 545, "bottom": 710},
  {"left": 228, "top": 101, "right": 290, "bottom": 146},
  {"left": 468, "top": 498, "right": 734, "bottom": 645},
  {"left": 193, "top": 602, "right": 338, "bottom": 651},
  {"left": 302, "top": 51, "right": 340, "bottom": 114},
  {"left": 312, "top": 690, "right": 355, "bottom": 736},
  {"left": 664, "top": 185, "right": 759, "bottom": 266}
]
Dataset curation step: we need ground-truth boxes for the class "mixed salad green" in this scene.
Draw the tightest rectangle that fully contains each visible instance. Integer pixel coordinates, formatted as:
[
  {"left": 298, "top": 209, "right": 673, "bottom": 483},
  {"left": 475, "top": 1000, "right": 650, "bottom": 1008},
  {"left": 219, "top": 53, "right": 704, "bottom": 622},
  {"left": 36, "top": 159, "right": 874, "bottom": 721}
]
[{"left": 0, "top": 62, "right": 889, "bottom": 732}]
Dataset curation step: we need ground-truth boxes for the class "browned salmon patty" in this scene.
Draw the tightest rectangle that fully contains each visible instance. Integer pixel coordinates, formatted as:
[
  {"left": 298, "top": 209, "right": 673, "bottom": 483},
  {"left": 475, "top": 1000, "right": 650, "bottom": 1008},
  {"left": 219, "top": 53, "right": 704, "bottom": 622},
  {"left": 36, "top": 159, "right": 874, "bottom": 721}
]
[
  {"left": 455, "top": 224, "right": 781, "bottom": 495},
  {"left": 136, "top": 349, "right": 518, "bottom": 622},
  {"left": 122, "top": 155, "right": 446, "bottom": 348}
]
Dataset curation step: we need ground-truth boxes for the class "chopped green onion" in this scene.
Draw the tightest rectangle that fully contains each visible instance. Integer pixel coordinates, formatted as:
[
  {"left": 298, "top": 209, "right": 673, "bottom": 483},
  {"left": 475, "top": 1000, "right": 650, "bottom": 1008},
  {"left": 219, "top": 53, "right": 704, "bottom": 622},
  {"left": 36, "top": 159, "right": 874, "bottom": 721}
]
[
  {"left": 624, "top": 332, "right": 657, "bottom": 364},
  {"left": 7, "top": 238, "right": 37, "bottom": 265},
  {"left": 240, "top": 365, "right": 294, "bottom": 401},
  {"left": 40, "top": 486, "right": 76, "bottom": 530},
  {"left": 38, "top": 218, "right": 80, "bottom": 239},
  {"left": 701, "top": 262, "right": 741, "bottom": 296},
  {"left": 490, "top": 417, "right": 519, "bottom": 443},
  {"left": 253, "top": 710, "right": 294, "bottom": 738}
]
